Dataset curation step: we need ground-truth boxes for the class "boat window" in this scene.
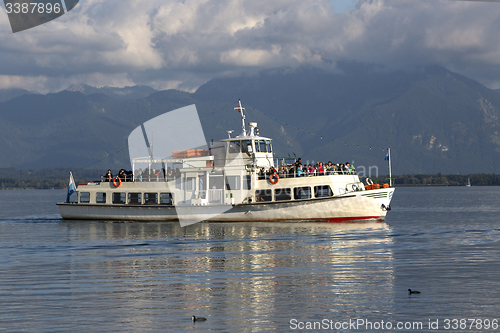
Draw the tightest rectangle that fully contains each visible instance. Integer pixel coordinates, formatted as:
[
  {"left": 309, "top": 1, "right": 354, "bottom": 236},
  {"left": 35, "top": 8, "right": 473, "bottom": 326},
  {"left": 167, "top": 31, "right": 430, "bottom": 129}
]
[
  {"left": 160, "top": 193, "right": 173, "bottom": 205},
  {"left": 225, "top": 175, "right": 240, "bottom": 190},
  {"left": 314, "top": 185, "right": 333, "bottom": 198},
  {"left": 258, "top": 140, "right": 267, "bottom": 153},
  {"left": 144, "top": 193, "right": 158, "bottom": 204},
  {"left": 241, "top": 140, "right": 253, "bottom": 153},
  {"left": 266, "top": 140, "right": 272, "bottom": 153},
  {"left": 228, "top": 140, "right": 241, "bottom": 153},
  {"left": 209, "top": 173, "right": 224, "bottom": 189},
  {"left": 113, "top": 192, "right": 126, "bottom": 204},
  {"left": 294, "top": 187, "right": 311, "bottom": 199},
  {"left": 243, "top": 175, "right": 252, "bottom": 190},
  {"left": 96, "top": 192, "right": 106, "bottom": 203},
  {"left": 80, "top": 192, "right": 90, "bottom": 203},
  {"left": 128, "top": 192, "right": 141, "bottom": 204},
  {"left": 274, "top": 188, "right": 291, "bottom": 201},
  {"left": 186, "top": 177, "right": 196, "bottom": 191},
  {"left": 255, "top": 189, "right": 272, "bottom": 202},
  {"left": 199, "top": 174, "right": 206, "bottom": 192}
]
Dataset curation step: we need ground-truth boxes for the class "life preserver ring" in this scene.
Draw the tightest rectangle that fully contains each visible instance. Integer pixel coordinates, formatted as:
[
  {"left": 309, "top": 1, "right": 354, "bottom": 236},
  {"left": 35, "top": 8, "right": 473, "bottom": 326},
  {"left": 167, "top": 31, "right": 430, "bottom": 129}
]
[
  {"left": 113, "top": 176, "right": 122, "bottom": 188},
  {"left": 269, "top": 173, "right": 279, "bottom": 184},
  {"left": 352, "top": 184, "right": 358, "bottom": 191},
  {"left": 366, "top": 178, "right": 374, "bottom": 185}
]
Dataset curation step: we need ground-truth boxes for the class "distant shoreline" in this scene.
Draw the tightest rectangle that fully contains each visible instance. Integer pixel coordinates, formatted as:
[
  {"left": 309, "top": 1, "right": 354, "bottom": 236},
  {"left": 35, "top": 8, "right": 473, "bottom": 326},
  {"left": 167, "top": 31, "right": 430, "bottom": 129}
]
[
  {"left": 1, "top": 167, "right": 497, "bottom": 189},
  {"left": 0, "top": 182, "right": 493, "bottom": 190}
]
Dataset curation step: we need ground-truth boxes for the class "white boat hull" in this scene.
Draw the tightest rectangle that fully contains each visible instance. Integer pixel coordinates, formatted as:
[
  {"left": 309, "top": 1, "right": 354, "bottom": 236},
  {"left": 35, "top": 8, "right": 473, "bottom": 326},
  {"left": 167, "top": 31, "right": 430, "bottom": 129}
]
[{"left": 57, "top": 188, "right": 394, "bottom": 222}]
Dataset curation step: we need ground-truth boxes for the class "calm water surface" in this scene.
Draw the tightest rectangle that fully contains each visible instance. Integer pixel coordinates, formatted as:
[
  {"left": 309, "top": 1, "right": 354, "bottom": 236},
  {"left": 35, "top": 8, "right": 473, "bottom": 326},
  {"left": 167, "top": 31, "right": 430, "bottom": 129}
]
[{"left": 0, "top": 187, "right": 499, "bottom": 332}]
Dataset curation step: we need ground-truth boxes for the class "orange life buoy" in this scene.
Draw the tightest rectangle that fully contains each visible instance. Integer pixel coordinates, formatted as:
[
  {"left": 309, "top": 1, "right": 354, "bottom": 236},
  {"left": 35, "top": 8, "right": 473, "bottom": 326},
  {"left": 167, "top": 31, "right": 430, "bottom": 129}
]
[
  {"left": 113, "top": 176, "right": 122, "bottom": 188},
  {"left": 269, "top": 173, "right": 279, "bottom": 184}
]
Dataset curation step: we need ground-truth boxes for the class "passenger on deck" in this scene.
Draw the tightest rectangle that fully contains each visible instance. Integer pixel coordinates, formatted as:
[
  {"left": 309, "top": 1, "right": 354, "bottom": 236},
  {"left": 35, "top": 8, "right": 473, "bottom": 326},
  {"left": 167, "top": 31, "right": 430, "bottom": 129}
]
[
  {"left": 166, "top": 167, "right": 174, "bottom": 181},
  {"left": 346, "top": 162, "right": 355, "bottom": 174},
  {"left": 297, "top": 164, "right": 304, "bottom": 177},
  {"left": 104, "top": 170, "right": 113, "bottom": 182},
  {"left": 267, "top": 166, "right": 277, "bottom": 180},
  {"left": 318, "top": 162, "right": 324, "bottom": 176},
  {"left": 278, "top": 166, "right": 286, "bottom": 178},
  {"left": 135, "top": 169, "right": 143, "bottom": 181},
  {"left": 326, "top": 162, "right": 334, "bottom": 175},
  {"left": 258, "top": 167, "right": 266, "bottom": 180},
  {"left": 307, "top": 164, "right": 314, "bottom": 176}
]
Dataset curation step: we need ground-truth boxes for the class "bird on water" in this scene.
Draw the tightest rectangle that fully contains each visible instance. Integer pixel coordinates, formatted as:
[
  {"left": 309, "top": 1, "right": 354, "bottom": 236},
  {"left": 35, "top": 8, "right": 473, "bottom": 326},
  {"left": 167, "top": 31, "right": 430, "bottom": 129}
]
[
  {"left": 192, "top": 315, "right": 207, "bottom": 322},
  {"left": 408, "top": 289, "right": 421, "bottom": 294}
]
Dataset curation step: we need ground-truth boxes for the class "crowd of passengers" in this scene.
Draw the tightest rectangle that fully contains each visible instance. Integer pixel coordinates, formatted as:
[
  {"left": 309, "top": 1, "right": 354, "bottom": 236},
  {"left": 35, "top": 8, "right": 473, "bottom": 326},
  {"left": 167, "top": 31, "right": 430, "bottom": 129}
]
[
  {"left": 103, "top": 167, "right": 183, "bottom": 182},
  {"left": 103, "top": 158, "right": 355, "bottom": 183},
  {"left": 258, "top": 158, "right": 356, "bottom": 179},
  {"left": 103, "top": 169, "right": 133, "bottom": 182}
]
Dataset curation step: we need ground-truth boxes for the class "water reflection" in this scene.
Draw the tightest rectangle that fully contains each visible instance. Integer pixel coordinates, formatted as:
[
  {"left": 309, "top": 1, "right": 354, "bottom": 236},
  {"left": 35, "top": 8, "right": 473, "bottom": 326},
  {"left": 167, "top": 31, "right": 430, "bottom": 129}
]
[
  {"left": 4, "top": 188, "right": 500, "bottom": 332},
  {"left": 54, "top": 222, "right": 395, "bottom": 332}
]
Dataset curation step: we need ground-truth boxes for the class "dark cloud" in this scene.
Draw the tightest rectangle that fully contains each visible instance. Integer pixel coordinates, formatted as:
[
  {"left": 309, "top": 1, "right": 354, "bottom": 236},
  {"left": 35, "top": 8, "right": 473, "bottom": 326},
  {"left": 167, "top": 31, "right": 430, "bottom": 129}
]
[{"left": 1, "top": 0, "right": 500, "bottom": 92}]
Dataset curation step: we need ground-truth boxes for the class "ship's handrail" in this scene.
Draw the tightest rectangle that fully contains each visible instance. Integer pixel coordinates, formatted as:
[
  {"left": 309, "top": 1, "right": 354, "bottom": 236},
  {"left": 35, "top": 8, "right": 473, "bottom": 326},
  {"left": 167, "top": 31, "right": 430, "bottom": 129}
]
[
  {"left": 258, "top": 168, "right": 357, "bottom": 180},
  {"left": 101, "top": 175, "right": 134, "bottom": 182}
]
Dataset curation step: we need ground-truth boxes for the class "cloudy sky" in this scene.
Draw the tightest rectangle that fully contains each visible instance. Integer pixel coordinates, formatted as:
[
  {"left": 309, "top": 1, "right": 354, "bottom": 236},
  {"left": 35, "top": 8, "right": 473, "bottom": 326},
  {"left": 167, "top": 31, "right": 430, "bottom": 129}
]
[{"left": 1, "top": 0, "right": 500, "bottom": 93}]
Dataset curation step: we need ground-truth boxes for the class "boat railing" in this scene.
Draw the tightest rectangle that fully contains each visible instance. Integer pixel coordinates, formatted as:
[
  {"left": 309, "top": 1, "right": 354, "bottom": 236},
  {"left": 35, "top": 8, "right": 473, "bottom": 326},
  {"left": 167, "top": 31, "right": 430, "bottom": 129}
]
[
  {"left": 131, "top": 174, "right": 164, "bottom": 182},
  {"left": 101, "top": 175, "right": 134, "bottom": 182},
  {"left": 270, "top": 157, "right": 357, "bottom": 177},
  {"left": 258, "top": 168, "right": 356, "bottom": 180}
]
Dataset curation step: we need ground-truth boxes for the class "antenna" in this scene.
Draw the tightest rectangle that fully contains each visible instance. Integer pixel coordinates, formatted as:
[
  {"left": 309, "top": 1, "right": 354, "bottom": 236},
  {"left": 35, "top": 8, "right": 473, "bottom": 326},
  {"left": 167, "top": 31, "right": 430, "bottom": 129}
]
[{"left": 234, "top": 99, "right": 247, "bottom": 137}]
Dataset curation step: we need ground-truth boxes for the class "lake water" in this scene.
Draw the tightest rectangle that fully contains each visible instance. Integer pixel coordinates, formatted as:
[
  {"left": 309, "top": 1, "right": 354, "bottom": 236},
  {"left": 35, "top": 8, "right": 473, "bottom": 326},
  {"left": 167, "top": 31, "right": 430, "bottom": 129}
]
[{"left": 0, "top": 187, "right": 499, "bottom": 332}]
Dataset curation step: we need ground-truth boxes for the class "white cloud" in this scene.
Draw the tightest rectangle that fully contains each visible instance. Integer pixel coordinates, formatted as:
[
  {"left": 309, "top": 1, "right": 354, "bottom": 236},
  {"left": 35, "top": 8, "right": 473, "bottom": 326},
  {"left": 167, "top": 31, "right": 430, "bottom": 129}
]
[{"left": 1, "top": 0, "right": 500, "bottom": 93}]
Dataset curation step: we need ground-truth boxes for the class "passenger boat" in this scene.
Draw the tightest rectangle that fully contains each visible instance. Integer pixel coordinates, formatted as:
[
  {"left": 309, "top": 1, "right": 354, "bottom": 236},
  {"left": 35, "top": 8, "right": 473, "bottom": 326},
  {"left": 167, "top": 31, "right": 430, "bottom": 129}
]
[{"left": 57, "top": 101, "right": 394, "bottom": 226}]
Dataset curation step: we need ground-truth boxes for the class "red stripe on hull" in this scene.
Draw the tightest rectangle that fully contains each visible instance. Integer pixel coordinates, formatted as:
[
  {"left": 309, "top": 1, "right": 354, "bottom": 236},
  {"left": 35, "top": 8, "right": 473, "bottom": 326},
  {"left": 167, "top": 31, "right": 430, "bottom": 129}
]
[
  {"left": 246, "top": 216, "right": 385, "bottom": 223},
  {"left": 318, "top": 216, "right": 383, "bottom": 223}
]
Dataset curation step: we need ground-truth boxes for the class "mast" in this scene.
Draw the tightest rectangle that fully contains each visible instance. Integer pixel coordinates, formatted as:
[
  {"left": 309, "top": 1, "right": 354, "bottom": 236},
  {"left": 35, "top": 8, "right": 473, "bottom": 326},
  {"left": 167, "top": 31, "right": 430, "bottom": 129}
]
[
  {"left": 234, "top": 99, "right": 247, "bottom": 137},
  {"left": 388, "top": 148, "right": 392, "bottom": 187}
]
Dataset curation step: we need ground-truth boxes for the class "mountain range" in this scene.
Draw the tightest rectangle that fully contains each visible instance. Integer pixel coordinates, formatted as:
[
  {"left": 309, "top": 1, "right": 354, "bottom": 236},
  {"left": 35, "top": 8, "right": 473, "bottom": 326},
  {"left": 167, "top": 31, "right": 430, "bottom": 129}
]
[{"left": 1, "top": 64, "right": 500, "bottom": 175}]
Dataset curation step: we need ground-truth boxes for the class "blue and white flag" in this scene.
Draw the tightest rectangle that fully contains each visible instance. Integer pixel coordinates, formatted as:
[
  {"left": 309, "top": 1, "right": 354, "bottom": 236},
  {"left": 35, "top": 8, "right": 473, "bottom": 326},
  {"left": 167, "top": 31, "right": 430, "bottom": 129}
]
[
  {"left": 384, "top": 152, "right": 389, "bottom": 161},
  {"left": 66, "top": 171, "right": 76, "bottom": 203}
]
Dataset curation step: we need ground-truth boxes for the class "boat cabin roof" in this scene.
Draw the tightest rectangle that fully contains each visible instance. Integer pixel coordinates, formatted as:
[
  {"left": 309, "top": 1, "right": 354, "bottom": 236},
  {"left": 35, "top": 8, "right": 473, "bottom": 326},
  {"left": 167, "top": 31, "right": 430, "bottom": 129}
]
[{"left": 220, "top": 135, "right": 272, "bottom": 142}]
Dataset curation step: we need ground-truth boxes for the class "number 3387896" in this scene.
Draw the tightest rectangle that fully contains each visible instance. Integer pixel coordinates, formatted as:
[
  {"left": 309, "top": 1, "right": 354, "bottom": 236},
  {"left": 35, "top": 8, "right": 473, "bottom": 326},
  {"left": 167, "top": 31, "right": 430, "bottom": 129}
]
[{"left": 5, "top": 2, "right": 61, "bottom": 14}]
